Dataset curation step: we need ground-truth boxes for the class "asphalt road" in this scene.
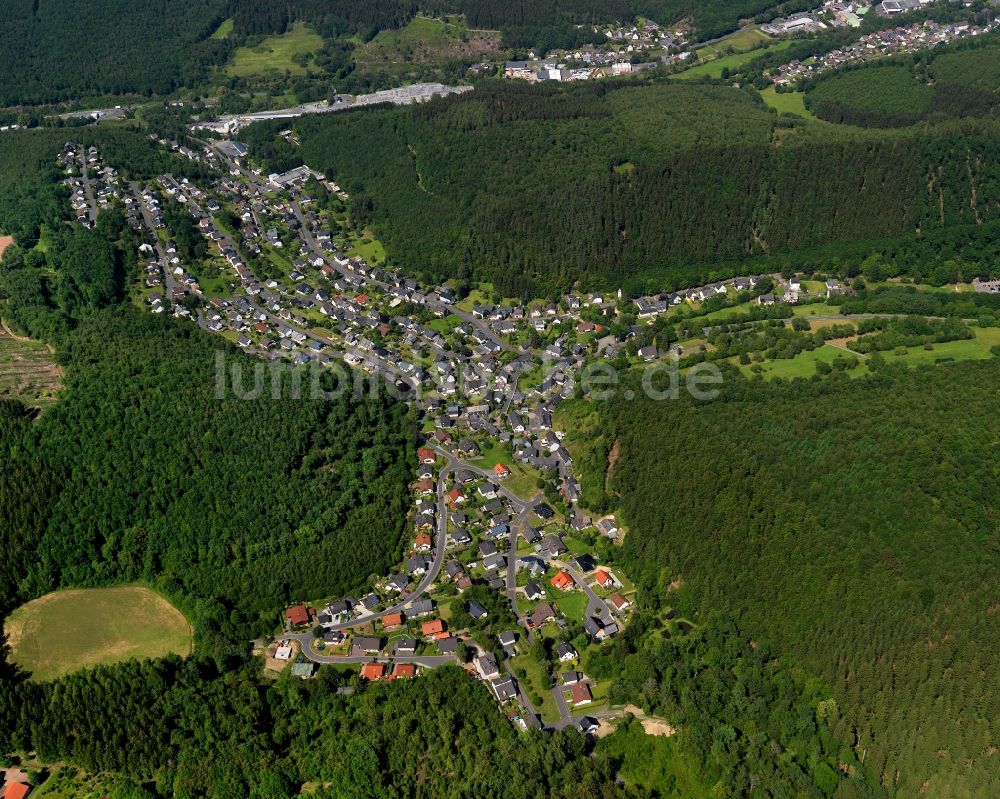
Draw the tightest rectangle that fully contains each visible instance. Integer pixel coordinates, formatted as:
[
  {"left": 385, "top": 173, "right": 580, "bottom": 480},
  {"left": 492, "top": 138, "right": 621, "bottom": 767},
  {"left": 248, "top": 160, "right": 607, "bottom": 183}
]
[{"left": 130, "top": 182, "right": 174, "bottom": 304}]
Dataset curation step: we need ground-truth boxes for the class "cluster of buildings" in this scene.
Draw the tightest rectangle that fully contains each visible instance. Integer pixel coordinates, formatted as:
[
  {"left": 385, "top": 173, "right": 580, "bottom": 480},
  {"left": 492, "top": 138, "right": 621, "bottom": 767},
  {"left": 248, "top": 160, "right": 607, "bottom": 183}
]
[
  {"left": 192, "top": 83, "right": 473, "bottom": 136},
  {"left": 75, "top": 133, "right": 769, "bottom": 730},
  {"left": 59, "top": 143, "right": 120, "bottom": 228},
  {"left": 763, "top": 1, "right": 874, "bottom": 35},
  {"left": 502, "top": 19, "right": 687, "bottom": 83},
  {"left": 770, "top": 18, "right": 996, "bottom": 84}
]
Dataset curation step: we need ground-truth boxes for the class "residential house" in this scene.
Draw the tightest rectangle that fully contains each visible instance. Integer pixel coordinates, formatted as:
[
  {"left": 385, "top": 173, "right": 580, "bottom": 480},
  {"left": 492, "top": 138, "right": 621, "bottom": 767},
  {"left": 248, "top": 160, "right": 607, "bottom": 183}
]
[
  {"left": 555, "top": 642, "right": 578, "bottom": 662},
  {"left": 550, "top": 570, "right": 574, "bottom": 590},
  {"left": 476, "top": 652, "right": 500, "bottom": 679},
  {"left": 594, "top": 569, "right": 618, "bottom": 589}
]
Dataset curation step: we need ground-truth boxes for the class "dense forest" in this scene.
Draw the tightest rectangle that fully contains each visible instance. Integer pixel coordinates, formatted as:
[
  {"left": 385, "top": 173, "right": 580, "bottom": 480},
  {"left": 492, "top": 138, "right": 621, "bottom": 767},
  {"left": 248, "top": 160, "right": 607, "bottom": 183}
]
[
  {"left": 245, "top": 80, "right": 1000, "bottom": 297},
  {"left": 0, "top": 0, "right": 230, "bottom": 105},
  {"left": 581, "top": 359, "right": 1000, "bottom": 798},
  {"left": 0, "top": 309, "right": 415, "bottom": 652},
  {"left": 0, "top": 658, "right": 637, "bottom": 799},
  {"left": 0, "top": 0, "right": 796, "bottom": 105},
  {"left": 801, "top": 35, "right": 1000, "bottom": 128},
  {"left": 0, "top": 131, "right": 416, "bottom": 653}
]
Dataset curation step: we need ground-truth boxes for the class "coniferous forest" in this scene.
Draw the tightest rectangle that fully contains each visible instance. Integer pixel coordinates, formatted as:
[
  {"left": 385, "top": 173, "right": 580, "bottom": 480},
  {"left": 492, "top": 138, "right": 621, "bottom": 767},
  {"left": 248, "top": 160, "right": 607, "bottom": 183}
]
[
  {"left": 244, "top": 79, "right": 1000, "bottom": 299},
  {"left": 579, "top": 359, "right": 1000, "bottom": 798}
]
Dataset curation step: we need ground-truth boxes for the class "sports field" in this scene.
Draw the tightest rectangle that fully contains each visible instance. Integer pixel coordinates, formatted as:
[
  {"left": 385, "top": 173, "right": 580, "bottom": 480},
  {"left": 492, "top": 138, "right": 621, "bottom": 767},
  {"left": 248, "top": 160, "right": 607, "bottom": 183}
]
[{"left": 5, "top": 586, "right": 193, "bottom": 681}]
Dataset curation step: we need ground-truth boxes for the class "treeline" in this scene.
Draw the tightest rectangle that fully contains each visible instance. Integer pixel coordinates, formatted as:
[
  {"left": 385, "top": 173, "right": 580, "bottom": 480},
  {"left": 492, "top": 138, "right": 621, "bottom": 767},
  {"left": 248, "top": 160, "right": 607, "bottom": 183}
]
[
  {"left": 0, "top": 0, "right": 230, "bottom": 105},
  {"left": 227, "top": 0, "right": 418, "bottom": 39},
  {"left": 804, "top": 58, "right": 999, "bottom": 128},
  {"left": 0, "top": 309, "right": 415, "bottom": 653},
  {"left": 587, "top": 614, "right": 879, "bottom": 798},
  {"left": 247, "top": 81, "right": 1000, "bottom": 297},
  {"left": 833, "top": 284, "right": 1000, "bottom": 319},
  {"left": 595, "top": 359, "right": 1000, "bottom": 798},
  {"left": 0, "top": 659, "right": 636, "bottom": 799},
  {"left": 452, "top": 0, "right": 792, "bottom": 42}
]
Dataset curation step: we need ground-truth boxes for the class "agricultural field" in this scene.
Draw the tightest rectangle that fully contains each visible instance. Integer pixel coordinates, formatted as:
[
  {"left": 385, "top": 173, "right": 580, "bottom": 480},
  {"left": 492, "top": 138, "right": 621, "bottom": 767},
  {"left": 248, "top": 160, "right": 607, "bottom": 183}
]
[
  {"left": 5, "top": 586, "right": 193, "bottom": 681},
  {"left": 0, "top": 326, "right": 62, "bottom": 409},
  {"left": 226, "top": 22, "right": 325, "bottom": 77}
]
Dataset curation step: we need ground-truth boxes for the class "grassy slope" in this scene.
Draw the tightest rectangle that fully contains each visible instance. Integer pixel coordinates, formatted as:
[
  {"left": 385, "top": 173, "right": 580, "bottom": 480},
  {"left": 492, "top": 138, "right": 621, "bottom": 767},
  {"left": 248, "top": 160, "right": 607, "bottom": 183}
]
[
  {"left": 227, "top": 22, "right": 324, "bottom": 77},
  {"left": 0, "top": 328, "right": 62, "bottom": 408},
  {"left": 5, "top": 586, "right": 193, "bottom": 681},
  {"left": 677, "top": 39, "right": 793, "bottom": 80}
]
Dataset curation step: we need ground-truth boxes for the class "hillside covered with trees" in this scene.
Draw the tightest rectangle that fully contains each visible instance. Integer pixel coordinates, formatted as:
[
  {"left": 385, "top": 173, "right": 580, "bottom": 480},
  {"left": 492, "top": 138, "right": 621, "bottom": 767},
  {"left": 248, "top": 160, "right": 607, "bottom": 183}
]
[
  {"left": 245, "top": 79, "right": 1000, "bottom": 297},
  {"left": 582, "top": 360, "right": 1000, "bottom": 798},
  {"left": 0, "top": 659, "right": 635, "bottom": 799}
]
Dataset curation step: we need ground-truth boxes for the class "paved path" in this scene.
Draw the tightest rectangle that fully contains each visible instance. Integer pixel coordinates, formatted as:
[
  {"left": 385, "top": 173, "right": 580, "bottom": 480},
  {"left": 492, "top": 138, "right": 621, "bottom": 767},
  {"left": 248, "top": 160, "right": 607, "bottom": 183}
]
[
  {"left": 431, "top": 446, "right": 536, "bottom": 508},
  {"left": 555, "top": 561, "right": 614, "bottom": 625},
  {"left": 79, "top": 153, "right": 98, "bottom": 223},
  {"left": 288, "top": 463, "right": 454, "bottom": 657},
  {"left": 130, "top": 182, "right": 173, "bottom": 304}
]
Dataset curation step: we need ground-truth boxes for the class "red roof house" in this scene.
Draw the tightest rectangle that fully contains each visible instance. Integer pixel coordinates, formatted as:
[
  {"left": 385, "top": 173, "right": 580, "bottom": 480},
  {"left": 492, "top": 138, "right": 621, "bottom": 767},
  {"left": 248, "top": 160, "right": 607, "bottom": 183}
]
[
  {"left": 594, "top": 569, "right": 616, "bottom": 588},
  {"left": 421, "top": 619, "right": 445, "bottom": 636},
  {"left": 493, "top": 463, "right": 511, "bottom": 479},
  {"left": 610, "top": 593, "right": 631, "bottom": 611},
  {"left": 414, "top": 532, "right": 433, "bottom": 551},
  {"left": 550, "top": 570, "right": 574, "bottom": 591},
  {"left": 361, "top": 662, "right": 385, "bottom": 681},
  {"left": 418, "top": 448, "right": 436, "bottom": 464},
  {"left": 392, "top": 663, "right": 416, "bottom": 679},
  {"left": 382, "top": 612, "right": 404, "bottom": 630},
  {"left": 2, "top": 784, "right": 30, "bottom": 799},
  {"left": 285, "top": 604, "right": 312, "bottom": 627},
  {"left": 570, "top": 682, "right": 593, "bottom": 705}
]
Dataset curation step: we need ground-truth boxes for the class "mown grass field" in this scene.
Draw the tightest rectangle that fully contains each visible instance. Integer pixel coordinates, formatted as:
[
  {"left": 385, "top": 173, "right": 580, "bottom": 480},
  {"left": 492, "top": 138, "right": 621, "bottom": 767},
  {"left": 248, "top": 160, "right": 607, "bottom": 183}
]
[
  {"left": 210, "top": 17, "right": 234, "bottom": 40},
  {"left": 761, "top": 86, "right": 814, "bottom": 118},
  {"left": 0, "top": 326, "right": 62, "bottom": 408},
  {"left": 226, "top": 22, "right": 324, "bottom": 77},
  {"left": 736, "top": 326, "right": 1000, "bottom": 380},
  {"left": 696, "top": 27, "right": 773, "bottom": 59},
  {"left": 5, "top": 586, "right": 193, "bottom": 681},
  {"left": 677, "top": 39, "right": 794, "bottom": 80}
]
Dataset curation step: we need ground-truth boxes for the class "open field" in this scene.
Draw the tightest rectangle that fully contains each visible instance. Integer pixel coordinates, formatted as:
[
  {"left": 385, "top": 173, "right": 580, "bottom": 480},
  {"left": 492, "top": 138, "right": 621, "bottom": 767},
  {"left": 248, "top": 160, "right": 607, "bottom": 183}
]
[
  {"left": 0, "top": 325, "right": 62, "bottom": 408},
  {"left": 677, "top": 39, "right": 794, "bottom": 80},
  {"left": 226, "top": 23, "right": 324, "bottom": 77},
  {"left": 5, "top": 586, "right": 193, "bottom": 681},
  {"left": 355, "top": 16, "right": 502, "bottom": 79},
  {"left": 345, "top": 230, "right": 386, "bottom": 264},
  {"left": 210, "top": 18, "right": 234, "bottom": 40},
  {"left": 761, "top": 87, "right": 814, "bottom": 118},
  {"left": 736, "top": 326, "right": 1000, "bottom": 380},
  {"left": 696, "top": 27, "right": 774, "bottom": 59},
  {"left": 552, "top": 588, "right": 588, "bottom": 622}
]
